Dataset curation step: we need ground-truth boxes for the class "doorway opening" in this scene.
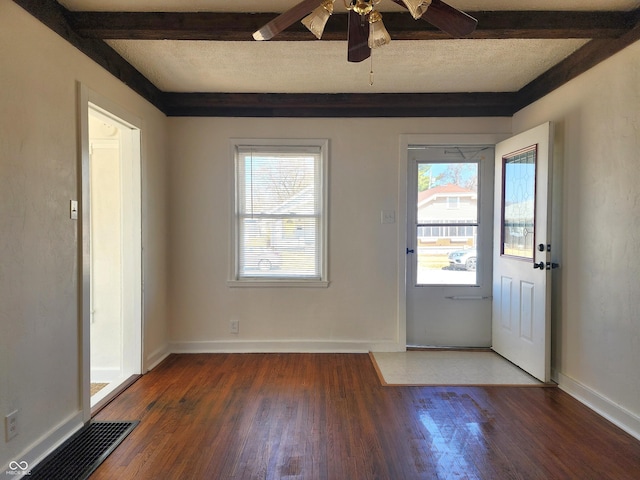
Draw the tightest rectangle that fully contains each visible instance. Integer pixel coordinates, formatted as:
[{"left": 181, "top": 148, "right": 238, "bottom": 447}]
[
  {"left": 399, "top": 126, "right": 555, "bottom": 383},
  {"left": 405, "top": 144, "right": 495, "bottom": 348},
  {"left": 79, "top": 86, "right": 142, "bottom": 419}
]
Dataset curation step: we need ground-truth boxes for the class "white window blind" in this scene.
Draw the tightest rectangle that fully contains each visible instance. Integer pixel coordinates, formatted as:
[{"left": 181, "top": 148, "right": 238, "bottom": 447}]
[{"left": 233, "top": 141, "right": 327, "bottom": 283}]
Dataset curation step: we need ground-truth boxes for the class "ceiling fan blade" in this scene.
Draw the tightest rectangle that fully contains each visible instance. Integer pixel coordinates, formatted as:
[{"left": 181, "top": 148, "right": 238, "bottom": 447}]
[
  {"left": 421, "top": 0, "right": 477, "bottom": 37},
  {"left": 391, "top": 0, "right": 477, "bottom": 38},
  {"left": 253, "top": 0, "right": 325, "bottom": 40},
  {"left": 347, "top": 10, "right": 371, "bottom": 63}
]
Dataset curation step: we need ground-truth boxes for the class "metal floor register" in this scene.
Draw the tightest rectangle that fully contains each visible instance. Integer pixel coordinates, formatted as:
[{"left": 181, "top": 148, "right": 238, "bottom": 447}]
[{"left": 29, "top": 421, "right": 138, "bottom": 480}]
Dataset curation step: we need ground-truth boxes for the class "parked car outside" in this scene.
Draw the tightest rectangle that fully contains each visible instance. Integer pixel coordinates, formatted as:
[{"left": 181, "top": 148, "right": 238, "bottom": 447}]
[
  {"left": 243, "top": 247, "right": 282, "bottom": 271},
  {"left": 448, "top": 248, "right": 477, "bottom": 271}
]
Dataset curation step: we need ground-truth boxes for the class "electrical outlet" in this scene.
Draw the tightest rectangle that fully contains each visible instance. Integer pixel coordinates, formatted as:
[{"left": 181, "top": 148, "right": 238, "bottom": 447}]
[
  {"left": 5, "top": 410, "right": 18, "bottom": 441},
  {"left": 230, "top": 320, "right": 239, "bottom": 335}
]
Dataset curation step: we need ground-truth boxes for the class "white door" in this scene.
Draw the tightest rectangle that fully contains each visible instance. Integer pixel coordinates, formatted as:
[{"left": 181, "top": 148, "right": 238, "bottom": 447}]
[
  {"left": 406, "top": 144, "right": 495, "bottom": 347},
  {"left": 492, "top": 122, "right": 554, "bottom": 382}
]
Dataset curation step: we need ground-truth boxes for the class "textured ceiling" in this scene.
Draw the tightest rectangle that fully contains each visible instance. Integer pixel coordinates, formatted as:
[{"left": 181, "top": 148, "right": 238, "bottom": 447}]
[
  {"left": 107, "top": 39, "right": 589, "bottom": 94},
  {"left": 53, "top": 0, "right": 640, "bottom": 96}
]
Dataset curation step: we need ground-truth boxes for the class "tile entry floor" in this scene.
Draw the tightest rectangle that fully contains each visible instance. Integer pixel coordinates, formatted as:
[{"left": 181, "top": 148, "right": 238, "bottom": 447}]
[{"left": 371, "top": 350, "right": 544, "bottom": 386}]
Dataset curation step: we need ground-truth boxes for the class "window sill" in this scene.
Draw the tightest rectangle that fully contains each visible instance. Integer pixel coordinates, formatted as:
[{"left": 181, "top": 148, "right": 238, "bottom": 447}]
[{"left": 227, "top": 279, "right": 330, "bottom": 288}]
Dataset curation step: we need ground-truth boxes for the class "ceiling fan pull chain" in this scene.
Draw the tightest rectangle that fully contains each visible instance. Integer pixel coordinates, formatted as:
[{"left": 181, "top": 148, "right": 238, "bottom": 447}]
[{"left": 369, "top": 53, "right": 374, "bottom": 86}]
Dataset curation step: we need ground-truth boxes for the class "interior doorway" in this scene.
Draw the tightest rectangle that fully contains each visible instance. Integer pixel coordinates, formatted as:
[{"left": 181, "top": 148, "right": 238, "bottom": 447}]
[{"left": 79, "top": 86, "right": 142, "bottom": 419}]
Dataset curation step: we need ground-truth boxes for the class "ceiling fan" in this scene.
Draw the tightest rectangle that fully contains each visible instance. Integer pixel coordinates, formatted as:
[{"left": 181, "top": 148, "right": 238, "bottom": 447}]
[{"left": 253, "top": 0, "right": 478, "bottom": 63}]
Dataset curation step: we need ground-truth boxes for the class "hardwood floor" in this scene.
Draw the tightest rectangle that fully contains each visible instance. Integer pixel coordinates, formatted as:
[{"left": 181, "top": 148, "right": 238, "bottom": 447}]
[{"left": 92, "top": 353, "right": 640, "bottom": 479}]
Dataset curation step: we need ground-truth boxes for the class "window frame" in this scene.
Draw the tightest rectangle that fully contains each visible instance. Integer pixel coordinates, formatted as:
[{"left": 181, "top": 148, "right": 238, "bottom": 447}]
[{"left": 228, "top": 138, "right": 329, "bottom": 288}]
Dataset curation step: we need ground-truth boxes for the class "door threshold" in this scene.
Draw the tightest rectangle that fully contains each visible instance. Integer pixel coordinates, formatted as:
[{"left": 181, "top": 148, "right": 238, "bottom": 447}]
[
  {"left": 407, "top": 345, "right": 493, "bottom": 352},
  {"left": 91, "top": 374, "right": 140, "bottom": 417}
]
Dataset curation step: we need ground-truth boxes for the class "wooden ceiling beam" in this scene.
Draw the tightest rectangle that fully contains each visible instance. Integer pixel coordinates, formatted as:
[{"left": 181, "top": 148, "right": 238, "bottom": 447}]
[
  {"left": 515, "top": 12, "right": 640, "bottom": 110},
  {"left": 12, "top": 0, "right": 165, "bottom": 110},
  {"left": 65, "top": 11, "right": 633, "bottom": 41},
  {"left": 161, "top": 92, "right": 517, "bottom": 117}
]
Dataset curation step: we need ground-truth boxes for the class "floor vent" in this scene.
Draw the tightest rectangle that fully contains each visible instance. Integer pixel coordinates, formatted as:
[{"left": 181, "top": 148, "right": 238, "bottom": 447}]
[{"left": 30, "top": 420, "right": 138, "bottom": 480}]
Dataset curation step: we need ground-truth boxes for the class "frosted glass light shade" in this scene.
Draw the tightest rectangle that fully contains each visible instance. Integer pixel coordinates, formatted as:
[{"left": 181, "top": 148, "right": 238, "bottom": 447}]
[
  {"left": 368, "top": 11, "right": 391, "bottom": 49},
  {"left": 402, "top": 0, "right": 432, "bottom": 20},
  {"left": 302, "top": 0, "right": 335, "bottom": 39}
]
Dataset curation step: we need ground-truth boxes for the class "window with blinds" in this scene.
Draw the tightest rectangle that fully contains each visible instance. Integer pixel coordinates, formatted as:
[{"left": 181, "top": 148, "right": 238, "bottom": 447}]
[{"left": 231, "top": 140, "right": 328, "bottom": 285}]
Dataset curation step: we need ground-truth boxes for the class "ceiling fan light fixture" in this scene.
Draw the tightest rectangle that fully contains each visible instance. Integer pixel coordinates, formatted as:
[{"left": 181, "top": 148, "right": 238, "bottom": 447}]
[
  {"left": 345, "top": 0, "right": 379, "bottom": 16},
  {"left": 368, "top": 10, "right": 391, "bottom": 49},
  {"left": 301, "top": 0, "right": 335, "bottom": 39},
  {"left": 401, "top": 0, "right": 432, "bottom": 20}
]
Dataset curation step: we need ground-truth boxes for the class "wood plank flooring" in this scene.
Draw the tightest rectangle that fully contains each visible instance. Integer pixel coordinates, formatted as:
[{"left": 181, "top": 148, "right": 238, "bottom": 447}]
[{"left": 92, "top": 353, "right": 640, "bottom": 479}]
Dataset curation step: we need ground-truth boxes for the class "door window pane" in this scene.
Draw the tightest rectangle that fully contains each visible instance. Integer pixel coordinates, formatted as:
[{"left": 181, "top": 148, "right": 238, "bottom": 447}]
[
  {"left": 415, "top": 162, "right": 479, "bottom": 285},
  {"left": 501, "top": 147, "right": 536, "bottom": 259}
]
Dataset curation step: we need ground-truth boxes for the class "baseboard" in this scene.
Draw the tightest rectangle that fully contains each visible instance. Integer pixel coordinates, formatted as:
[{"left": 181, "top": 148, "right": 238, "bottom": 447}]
[
  {"left": 169, "top": 340, "right": 404, "bottom": 354},
  {"left": 2, "top": 411, "right": 84, "bottom": 477},
  {"left": 145, "top": 344, "right": 171, "bottom": 372},
  {"left": 558, "top": 372, "right": 640, "bottom": 441}
]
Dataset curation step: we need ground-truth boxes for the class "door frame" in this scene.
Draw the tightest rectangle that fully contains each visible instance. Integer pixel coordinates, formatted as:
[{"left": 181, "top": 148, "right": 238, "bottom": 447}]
[
  {"left": 78, "top": 84, "right": 143, "bottom": 422},
  {"left": 398, "top": 134, "right": 509, "bottom": 349}
]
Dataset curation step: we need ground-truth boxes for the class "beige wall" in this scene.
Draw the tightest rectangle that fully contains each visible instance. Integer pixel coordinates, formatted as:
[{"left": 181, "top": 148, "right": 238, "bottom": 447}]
[
  {"left": 513, "top": 40, "right": 640, "bottom": 436},
  {"left": 0, "top": 0, "right": 169, "bottom": 468},
  {"left": 166, "top": 117, "right": 511, "bottom": 352}
]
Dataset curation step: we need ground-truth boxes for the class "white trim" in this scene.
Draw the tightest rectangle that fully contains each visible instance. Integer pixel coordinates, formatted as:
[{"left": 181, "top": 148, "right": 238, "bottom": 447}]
[
  {"left": 145, "top": 345, "right": 171, "bottom": 372},
  {"left": 227, "top": 279, "right": 329, "bottom": 288},
  {"left": 169, "top": 340, "right": 405, "bottom": 354},
  {"left": 78, "top": 82, "right": 144, "bottom": 423},
  {"left": 2, "top": 412, "right": 83, "bottom": 476},
  {"left": 228, "top": 138, "right": 329, "bottom": 286},
  {"left": 78, "top": 83, "right": 92, "bottom": 425},
  {"left": 558, "top": 372, "right": 640, "bottom": 441}
]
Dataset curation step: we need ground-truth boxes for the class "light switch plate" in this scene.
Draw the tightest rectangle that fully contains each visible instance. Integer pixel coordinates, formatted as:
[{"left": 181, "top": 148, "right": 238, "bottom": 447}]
[
  {"left": 381, "top": 210, "right": 395, "bottom": 224},
  {"left": 70, "top": 200, "right": 78, "bottom": 220}
]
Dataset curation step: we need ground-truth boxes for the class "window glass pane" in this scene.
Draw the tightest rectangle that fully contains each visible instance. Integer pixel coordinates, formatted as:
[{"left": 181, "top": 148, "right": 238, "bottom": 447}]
[
  {"left": 415, "top": 161, "right": 479, "bottom": 285},
  {"left": 417, "top": 163, "right": 478, "bottom": 224},
  {"left": 238, "top": 148, "right": 319, "bottom": 215},
  {"left": 416, "top": 228, "right": 478, "bottom": 285},
  {"left": 502, "top": 147, "right": 536, "bottom": 259},
  {"left": 239, "top": 218, "right": 318, "bottom": 277}
]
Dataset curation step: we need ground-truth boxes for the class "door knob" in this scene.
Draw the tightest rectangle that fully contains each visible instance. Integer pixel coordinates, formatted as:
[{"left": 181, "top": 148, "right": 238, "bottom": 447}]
[{"left": 533, "top": 261, "right": 545, "bottom": 270}]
